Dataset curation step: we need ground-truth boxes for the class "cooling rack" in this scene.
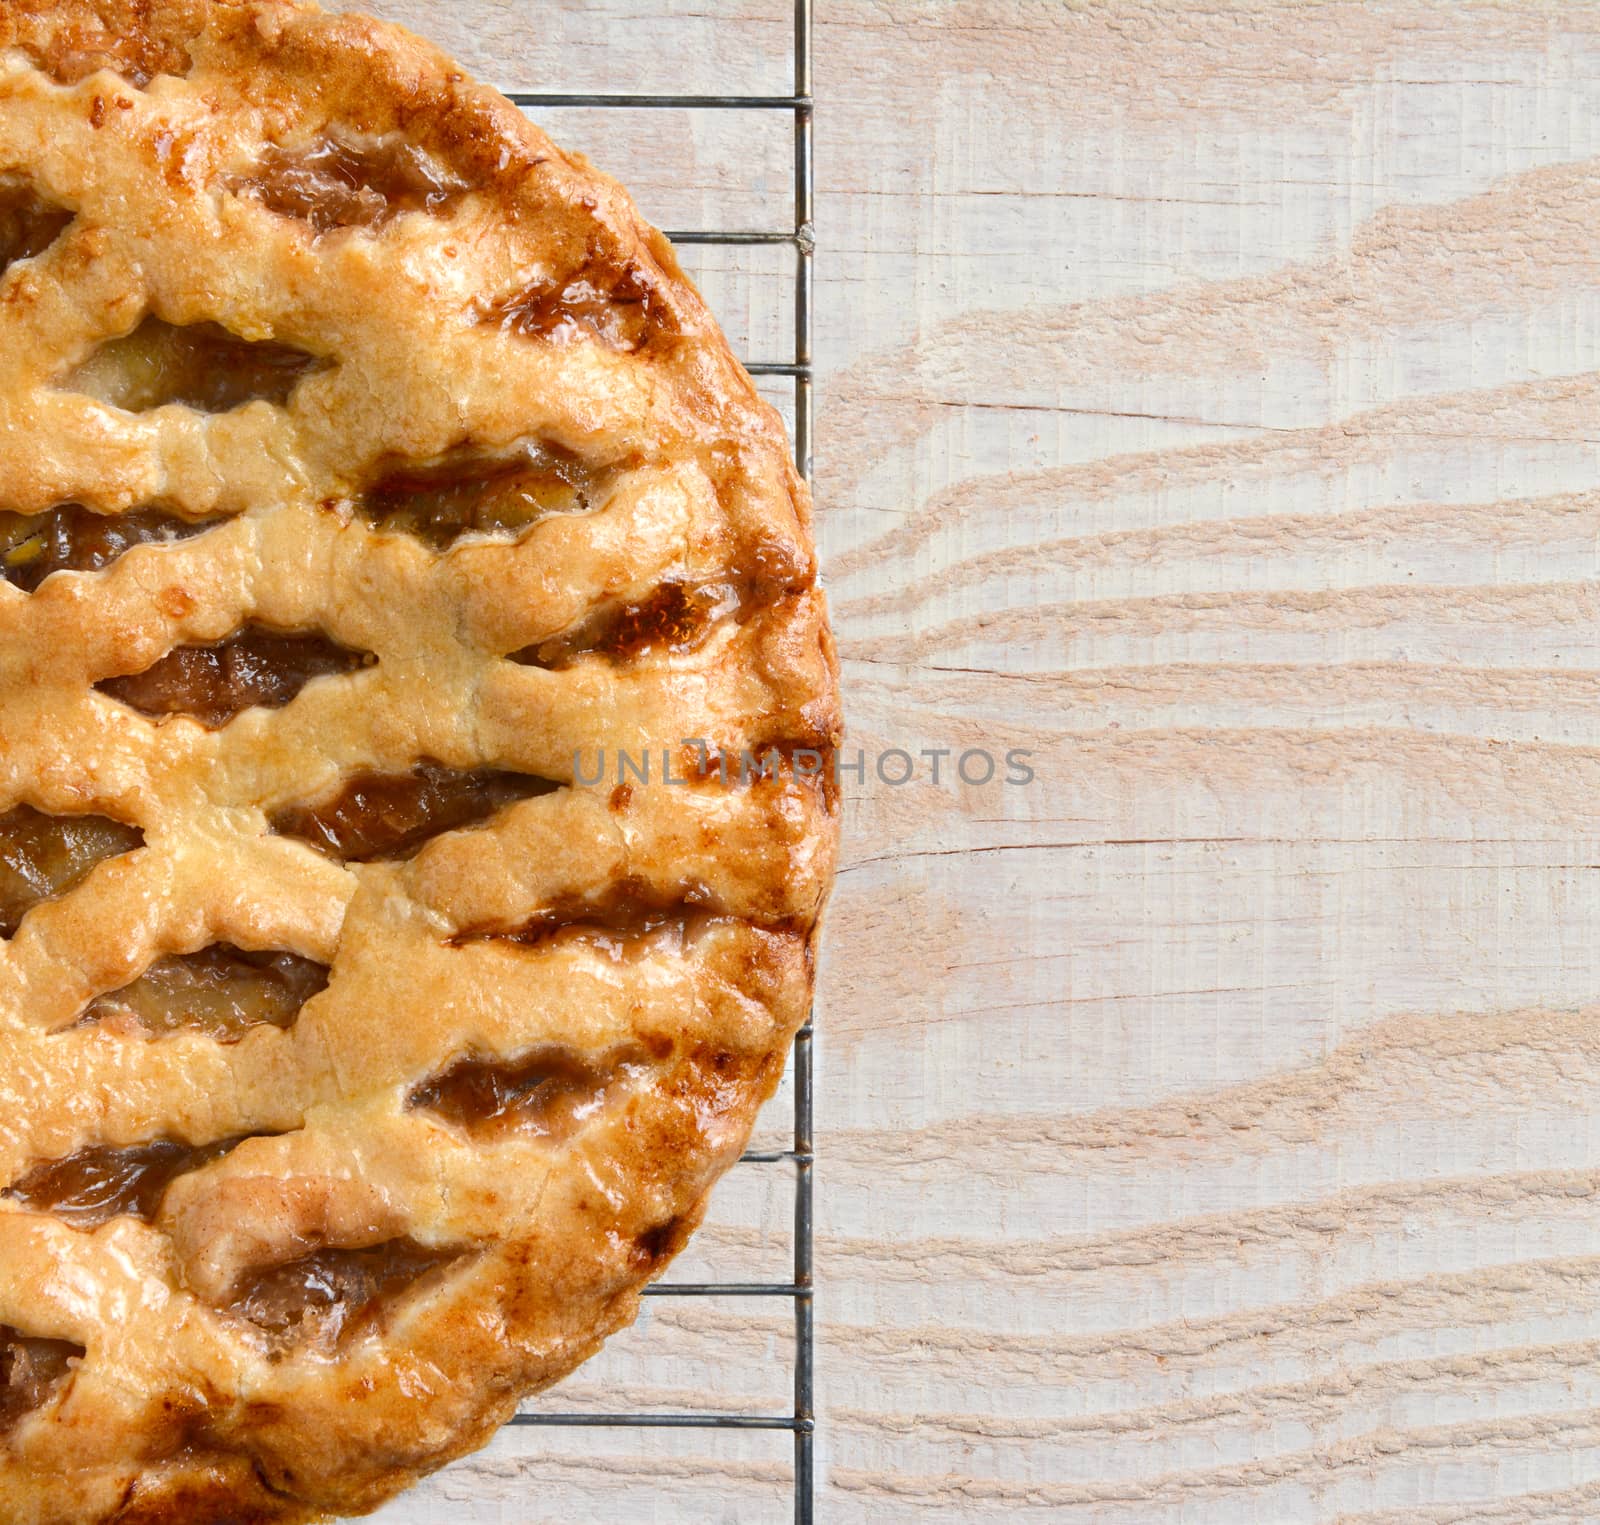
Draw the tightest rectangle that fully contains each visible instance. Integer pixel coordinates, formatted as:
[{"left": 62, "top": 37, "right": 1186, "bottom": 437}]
[{"left": 504, "top": 4, "right": 816, "bottom": 1521}]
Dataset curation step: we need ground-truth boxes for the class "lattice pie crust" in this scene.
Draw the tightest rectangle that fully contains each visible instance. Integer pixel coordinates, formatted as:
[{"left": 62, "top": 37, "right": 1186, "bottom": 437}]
[{"left": 0, "top": 3, "right": 839, "bottom": 1520}]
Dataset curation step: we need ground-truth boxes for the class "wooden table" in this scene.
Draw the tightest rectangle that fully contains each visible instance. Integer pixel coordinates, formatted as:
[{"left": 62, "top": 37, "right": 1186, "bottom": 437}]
[{"left": 361, "top": 2, "right": 1600, "bottom": 1518}]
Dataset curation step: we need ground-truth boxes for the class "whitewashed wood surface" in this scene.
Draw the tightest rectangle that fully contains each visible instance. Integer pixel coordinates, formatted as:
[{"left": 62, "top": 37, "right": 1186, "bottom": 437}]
[{"left": 352, "top": 1, "right": 1600, "bottom": 1520}]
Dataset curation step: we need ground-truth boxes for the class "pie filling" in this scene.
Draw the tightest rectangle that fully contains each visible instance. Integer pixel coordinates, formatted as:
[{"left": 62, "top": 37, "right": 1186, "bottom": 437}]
[
  {"left": 65, "top": 318, "right": 323, "bottom": 414},
  {"left": 14, "top": 27, "right": 191, "bottom": 90},
  {"left": 515, "top": 579, "right": 753, "bottom": 668},
  {"left": 630, "top": 1215, "right": 690, "bottom": 1270},
  {"left": 355, "top": 442, "right": 603, "bottom": 549},
  {"left": 270, "top": 762, "right": 559, "bottom": 863},
  {"left": 0, "top": 505, "right": 223, "bottom": 594},
  {"left": 451, "top": 876, "right": 732, "bottom": 960},
  {"left": 4, "top": 1136, "right": 255, "bottom": 1229},
  {"left": 408, "top": 1047, "right": 636, "bottom": 1142},
  {"left": 76, "top": 945, "right": 330, "bottom": 1042},
  {"left": 489, "top": 256, "right": 674, "bottom": 352},
  {"left": 234, "top": 131, "right": 467, "bottom": 233},
  {"left": 0, "top": 806, "right": 144, "bottom": 939},
  {"left": 226, "top": 1240, "right": 460, "bottom": 1348},
  {"left": 0, "top": 178, "right": 72, "bottom": 277},
  {"left": 459, "top": 909, "right": 694, "bottom": 954},
  {"left": 0, "top": 1327, "right": 83, "bottom": 1431},
  {"left": 97, "top": 625, "right": 376, "bottom": 729}
]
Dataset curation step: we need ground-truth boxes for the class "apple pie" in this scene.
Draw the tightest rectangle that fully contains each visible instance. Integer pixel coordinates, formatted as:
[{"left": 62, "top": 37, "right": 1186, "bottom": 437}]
[{"left": 0, "top": 1, "right": 839, "bottom": 1519}]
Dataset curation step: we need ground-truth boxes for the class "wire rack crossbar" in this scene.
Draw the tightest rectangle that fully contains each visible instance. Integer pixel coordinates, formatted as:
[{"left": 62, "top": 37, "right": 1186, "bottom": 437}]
[
  {"left": 664, "top": 230, "right": 806, "bottom": 246},
  {"left": 641, "top": 1282, "right": 811, "bottom": 1298},
  {"left": 507, "top": 6, "right": 815, "bottom": 1522},
  {"left": 520, "top": 1414, "right": 814, "bottom": 1432},
  {"left": 510, "top": 92, "right": 810, "bottom": 110}
]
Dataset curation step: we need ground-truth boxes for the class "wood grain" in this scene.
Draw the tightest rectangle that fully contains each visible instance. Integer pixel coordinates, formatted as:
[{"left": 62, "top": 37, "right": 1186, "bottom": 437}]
[{"left": 351, "top": 0, "right": 1600, "bottom": 1519}]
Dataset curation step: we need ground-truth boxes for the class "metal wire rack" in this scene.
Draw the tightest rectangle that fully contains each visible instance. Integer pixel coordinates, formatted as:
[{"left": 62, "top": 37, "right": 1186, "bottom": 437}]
[{"left": 503, "top": 5, "right": 816, "bottom": 1521}]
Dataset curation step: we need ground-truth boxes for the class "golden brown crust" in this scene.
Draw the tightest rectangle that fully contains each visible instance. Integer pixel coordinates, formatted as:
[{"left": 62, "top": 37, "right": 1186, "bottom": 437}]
[{"left": 0, "top": 2, "right": 839, "bottom": 1520}]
